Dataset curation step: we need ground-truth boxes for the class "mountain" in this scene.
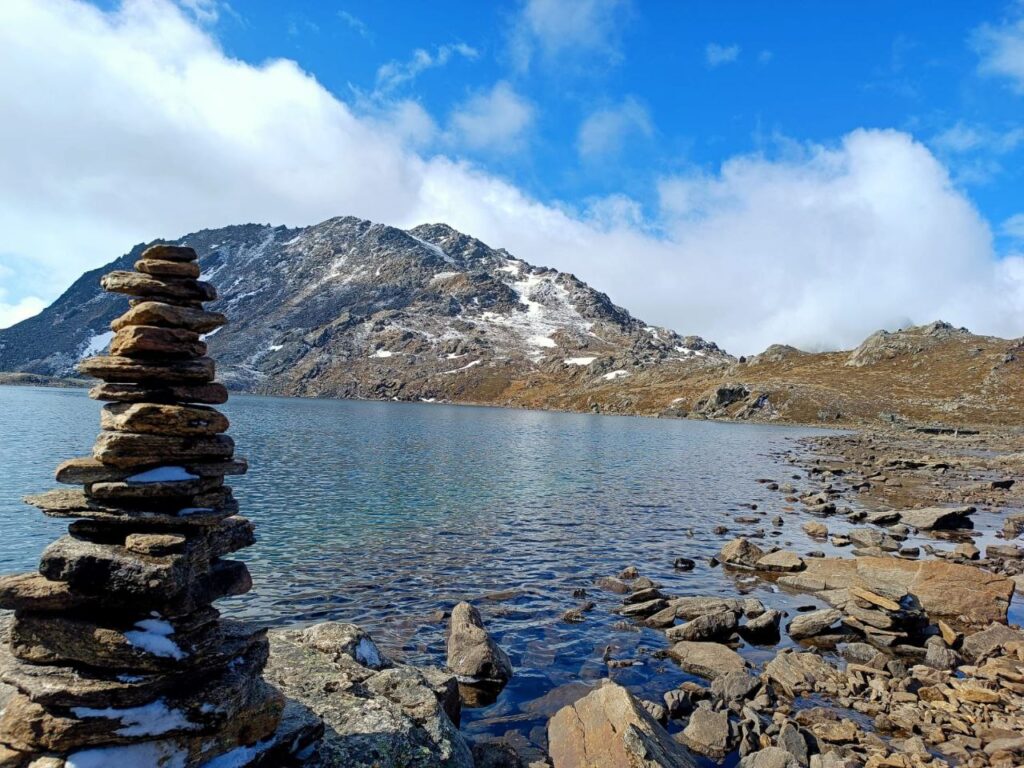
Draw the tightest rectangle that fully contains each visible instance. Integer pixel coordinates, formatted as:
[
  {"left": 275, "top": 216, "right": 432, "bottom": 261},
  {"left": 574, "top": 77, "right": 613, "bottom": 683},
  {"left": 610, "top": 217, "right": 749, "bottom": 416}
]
[
  {"left": 3, "top": 216, "right": 1022, "bottom": 427},
  {"left": 0, "top": 216, "right": 731, "bottom": 407}
]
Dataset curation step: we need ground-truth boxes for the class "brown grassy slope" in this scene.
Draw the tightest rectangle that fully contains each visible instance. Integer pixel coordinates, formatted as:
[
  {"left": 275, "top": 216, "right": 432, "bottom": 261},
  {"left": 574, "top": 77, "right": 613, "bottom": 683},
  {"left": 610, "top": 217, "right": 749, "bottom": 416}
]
[{"left": 416, "top": 324, "right": 1024, "bottom": 428}]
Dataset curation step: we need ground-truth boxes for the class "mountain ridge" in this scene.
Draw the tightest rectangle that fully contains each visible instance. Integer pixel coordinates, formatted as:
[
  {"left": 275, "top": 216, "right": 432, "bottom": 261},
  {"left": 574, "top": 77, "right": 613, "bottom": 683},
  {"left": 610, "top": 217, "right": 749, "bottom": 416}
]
[{"left": 2, "top": 216, "right": 1022, "bottom": 428}]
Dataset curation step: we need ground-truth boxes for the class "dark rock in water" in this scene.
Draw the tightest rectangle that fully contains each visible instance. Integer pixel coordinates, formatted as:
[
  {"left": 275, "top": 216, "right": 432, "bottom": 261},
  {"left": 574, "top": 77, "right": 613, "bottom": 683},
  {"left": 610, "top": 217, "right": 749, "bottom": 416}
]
[
  {"left": 446, "top": 601, "right": 513, "bottom": 689},
  {"left": 674, "top": 557, "right": 696, "bottom": 571},
  {"left": 741, "top": 609, "right": 782, "bottom": 643}
]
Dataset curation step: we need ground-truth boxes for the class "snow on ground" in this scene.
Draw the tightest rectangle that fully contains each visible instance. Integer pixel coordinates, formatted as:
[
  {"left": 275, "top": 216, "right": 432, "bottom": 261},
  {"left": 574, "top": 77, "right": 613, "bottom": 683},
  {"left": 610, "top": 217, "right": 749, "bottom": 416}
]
[
  {"left": 430, "top": 271, "right": 462, "bottom": 282},
  {"left": 675, "top": 346, "right": 706, "bottom": 357},
  {"left": 355, "top": 637, "right": 383, "bottom": 668},
  {"left": 124, "top": 618, "right": 187, "bottom": 660},
  {"left": 72, "top": 699, "right": 197, "bottom": 737},
  {"left": 474, "top": 259, "right": 592, "bottom": 363},
  {"left": 200, "top": 737, "right": 278, "bottom": 768},
  {"left": 408, "top": 235, "right": 457, "bottom": 267},
  {"left": 66, "top": 741, "right": 189, "bottom": 768},
  {"left": 442, "top": 359, "right": 481, "bottom": 374},
  {"left": 126, "top": 467, "right": 198, "bottom": 484},
  {"left": 370, "top": 349, "right": 393, "bottom": 358},
  {"left": 564, "top": 356, "right": 597, "bottom": 365},
  {"left": 602, "top": 369, "right": 631, "bottom": 380},
  {"left": 79, "top": 331, "right": 114, "bottom": 359},
  {"left": 268, "top": 344, "right": 283, "bottom": 352}
]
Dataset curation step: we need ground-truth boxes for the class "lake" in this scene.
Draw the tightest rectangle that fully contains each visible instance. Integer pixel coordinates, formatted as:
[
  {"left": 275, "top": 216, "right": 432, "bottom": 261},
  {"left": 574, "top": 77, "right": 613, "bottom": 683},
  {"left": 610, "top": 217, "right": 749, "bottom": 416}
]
[{"left": 0, "top": 385, "right": 839, "bottom": 755}]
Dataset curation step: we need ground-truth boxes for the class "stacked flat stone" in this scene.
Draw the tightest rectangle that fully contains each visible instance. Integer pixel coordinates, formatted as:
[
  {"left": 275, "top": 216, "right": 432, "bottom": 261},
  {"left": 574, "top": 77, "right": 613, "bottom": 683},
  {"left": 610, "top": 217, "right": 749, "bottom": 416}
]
[{"left": 0, "top": 245, "right": 286, "bottom": 766}]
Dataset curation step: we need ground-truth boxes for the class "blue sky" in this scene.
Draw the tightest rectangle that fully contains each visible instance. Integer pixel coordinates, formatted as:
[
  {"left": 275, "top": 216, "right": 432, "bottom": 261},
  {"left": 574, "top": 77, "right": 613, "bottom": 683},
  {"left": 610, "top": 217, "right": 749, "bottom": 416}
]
[
  {"left": 2, "top": 0, "right": 1024, "bottom": 352},
  {"left": 205, "top": 1, "right": 1024, "bottom": 245}
]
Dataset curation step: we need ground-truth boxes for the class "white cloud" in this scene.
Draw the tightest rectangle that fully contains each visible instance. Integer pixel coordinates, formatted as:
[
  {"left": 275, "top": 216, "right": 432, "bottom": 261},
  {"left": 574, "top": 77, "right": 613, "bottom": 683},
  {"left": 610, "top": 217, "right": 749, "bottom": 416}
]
[
  {"left": 2, "top": 0, "right": 1023, "bottom": 353},
  {"left": 973, "top": 11, "right": 1024, "bottom": 91},
  {"left": 932, "top": 121, "right": 1024, "bottom": 154},
  {"left": 447, "top": 81, "right": 535, "bottom": 152},
  {"left": 338, "top": 10, "right": 370, "bottom": 39},
  {"left": 375, "top": 42, "right": 477, "bottom": 93},
  {"left": 577, "top": 97, "right": 652, "bottom": 158},
  {"left": 706, "top": 42, "right": 740, "bottom": 67},
  {"left": 511, "top": 0, "right": 630, "bottom": 70},
  {"left": 176, "top": 0, "right": 221, "bottom": 25},
  {"left": 0, "top": 265, "right": 46, "bottom": 328},
  {"left": 1004, "top": 212, "right": 1024, "bottom": 240}
]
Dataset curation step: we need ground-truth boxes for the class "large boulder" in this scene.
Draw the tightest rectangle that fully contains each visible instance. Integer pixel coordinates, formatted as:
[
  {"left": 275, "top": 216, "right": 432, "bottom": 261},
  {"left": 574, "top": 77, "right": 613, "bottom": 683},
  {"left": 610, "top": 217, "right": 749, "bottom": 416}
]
[
  {"left": 668, "top": 642, "right": 746, "bottom": 680},
  {"left": 778, "top": 557, "right": 1013, "bottom": 625},
  {"left": 787, "top": 609, "right": 842, "bottom": 640},
  {"left": 719, "top": 538, "right": 765, "bottom": 569},
  {"left": 265, "top": 622, "right": 472, "bottom": 768},
  {"left": 665, "top": 610, "right": 737, "bottom": 643},
  {"left": 678, "top": 706, "right": 732, "bottom": 758},
  {"left": 547, "top": 680, "right": 697, "bottom": 768},
  {"left": 897, "top": 506, "right": 974, "bottom": 530},
  {"left": 446, "top": 602, "right": 513, "bottom": 686}
]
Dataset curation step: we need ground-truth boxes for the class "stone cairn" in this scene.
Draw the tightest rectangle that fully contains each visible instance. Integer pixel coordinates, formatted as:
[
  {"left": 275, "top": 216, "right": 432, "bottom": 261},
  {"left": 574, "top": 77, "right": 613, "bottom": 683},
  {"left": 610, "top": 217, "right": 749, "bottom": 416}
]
[{"left": 0, "top": 245, "right": 316, "bottom": 766}]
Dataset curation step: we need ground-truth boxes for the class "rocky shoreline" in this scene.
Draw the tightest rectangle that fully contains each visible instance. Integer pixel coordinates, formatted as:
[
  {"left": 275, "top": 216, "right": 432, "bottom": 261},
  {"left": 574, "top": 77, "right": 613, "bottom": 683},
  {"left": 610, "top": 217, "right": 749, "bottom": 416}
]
[
  {"left": 2, "top": 363, "right": 1022, "bottom": 765},
  {"left": 359, "top": 425, "right": 1022, "bottom": 767},
  {"left": 239, "top": 426, "right": 1024, "bottom": 766}
]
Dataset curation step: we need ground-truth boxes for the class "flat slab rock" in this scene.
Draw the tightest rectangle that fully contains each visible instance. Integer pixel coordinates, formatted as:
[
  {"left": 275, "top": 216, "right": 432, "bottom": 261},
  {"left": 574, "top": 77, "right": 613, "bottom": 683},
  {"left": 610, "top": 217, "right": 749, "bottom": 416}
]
[
  {"left": 111, "top": 301, "right": 226, "bottom": 334},
  {"left": 90, "top": 381, "right": 229, "bottom": 405},
  {"left": 897, "top": 506, "right": 975, "bottom": 530},
  {"left": 667, "top": 641, "right": 746, "bottom": 680},
  {"left": 777, "top": 556, "right": 1013, "bottom": 625},
  {"left": 547, "top": 679, "right": 698, "bottom": 768}
]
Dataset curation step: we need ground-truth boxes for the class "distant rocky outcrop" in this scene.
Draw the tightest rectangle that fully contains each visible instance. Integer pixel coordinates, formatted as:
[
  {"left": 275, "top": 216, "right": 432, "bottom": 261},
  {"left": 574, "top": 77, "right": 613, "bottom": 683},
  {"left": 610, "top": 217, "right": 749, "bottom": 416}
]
[{"left": 845, "top": 321, "right": 971, "bottom": 367}]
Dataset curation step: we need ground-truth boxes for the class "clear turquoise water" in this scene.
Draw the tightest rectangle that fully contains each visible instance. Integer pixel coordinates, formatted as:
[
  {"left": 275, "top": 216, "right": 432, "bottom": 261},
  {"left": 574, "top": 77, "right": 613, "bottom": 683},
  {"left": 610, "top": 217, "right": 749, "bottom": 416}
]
[{"left": 0, "top": 386, "right": 843, "bottom": 755}]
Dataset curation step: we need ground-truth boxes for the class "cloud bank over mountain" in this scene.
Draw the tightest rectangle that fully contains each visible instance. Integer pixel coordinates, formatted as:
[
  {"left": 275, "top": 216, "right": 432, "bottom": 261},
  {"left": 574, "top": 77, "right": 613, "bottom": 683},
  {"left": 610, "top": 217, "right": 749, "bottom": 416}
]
[{"left": 1, "top": 0, "right": 1022, "bottom": 354}]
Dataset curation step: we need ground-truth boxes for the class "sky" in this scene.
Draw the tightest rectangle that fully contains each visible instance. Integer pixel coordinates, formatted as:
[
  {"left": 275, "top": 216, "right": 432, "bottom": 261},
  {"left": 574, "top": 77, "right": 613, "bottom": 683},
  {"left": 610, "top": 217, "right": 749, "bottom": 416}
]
[{"left": 1, "top": 0, "right": 1023, "bottom": 354}]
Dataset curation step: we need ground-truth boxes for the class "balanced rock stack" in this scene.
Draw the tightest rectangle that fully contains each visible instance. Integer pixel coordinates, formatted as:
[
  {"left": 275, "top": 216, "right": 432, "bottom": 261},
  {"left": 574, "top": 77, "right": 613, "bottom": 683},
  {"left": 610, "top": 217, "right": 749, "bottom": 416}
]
[{"left": 0, "top": 245, "right": 311, "bottom": 766}]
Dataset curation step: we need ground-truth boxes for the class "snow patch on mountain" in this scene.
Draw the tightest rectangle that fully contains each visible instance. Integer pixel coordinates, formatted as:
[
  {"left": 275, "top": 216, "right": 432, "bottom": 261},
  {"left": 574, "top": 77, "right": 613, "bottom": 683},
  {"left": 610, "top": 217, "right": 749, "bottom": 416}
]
[{"left": 80, "top": 330, "right": 114, "bottom": 359}]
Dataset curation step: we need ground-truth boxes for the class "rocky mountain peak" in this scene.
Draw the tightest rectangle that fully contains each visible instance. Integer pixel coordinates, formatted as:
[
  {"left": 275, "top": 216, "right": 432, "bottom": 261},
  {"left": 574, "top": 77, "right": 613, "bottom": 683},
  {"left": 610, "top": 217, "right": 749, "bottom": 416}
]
[{"left": 0, "top": 215, "right": 735, "bottom": 404}]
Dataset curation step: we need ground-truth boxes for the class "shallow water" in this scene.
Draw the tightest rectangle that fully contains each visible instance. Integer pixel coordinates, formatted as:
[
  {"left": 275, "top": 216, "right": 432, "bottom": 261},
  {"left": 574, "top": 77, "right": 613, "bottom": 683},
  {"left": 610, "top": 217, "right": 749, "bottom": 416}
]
[{"left": 0, "top": 386, "right": 1010, "bottom": 756}]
